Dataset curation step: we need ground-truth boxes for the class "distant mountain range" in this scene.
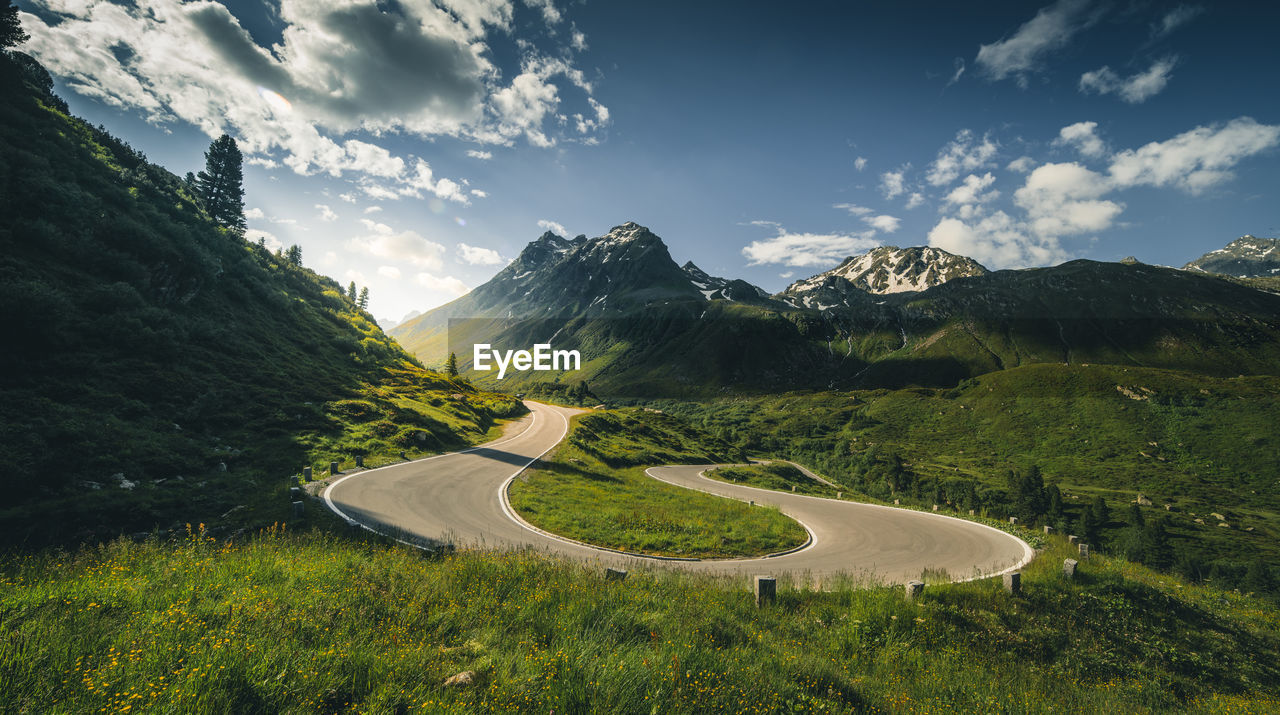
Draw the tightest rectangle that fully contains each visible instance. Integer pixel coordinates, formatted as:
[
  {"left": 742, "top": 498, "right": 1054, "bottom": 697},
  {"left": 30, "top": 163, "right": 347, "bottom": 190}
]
[
  {"left": 1184, "top": 235, "right": 1280, "bottom": 278},
  {"left": 390, "top": 223, "right": 1280, "bottom": 396}
]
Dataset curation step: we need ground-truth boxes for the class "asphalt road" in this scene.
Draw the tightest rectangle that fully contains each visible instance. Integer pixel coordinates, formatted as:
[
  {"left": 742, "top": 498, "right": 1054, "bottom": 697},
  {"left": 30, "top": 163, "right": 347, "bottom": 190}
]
[{"left": 324, "top": 401, "right": 1033, "bottom": 585}]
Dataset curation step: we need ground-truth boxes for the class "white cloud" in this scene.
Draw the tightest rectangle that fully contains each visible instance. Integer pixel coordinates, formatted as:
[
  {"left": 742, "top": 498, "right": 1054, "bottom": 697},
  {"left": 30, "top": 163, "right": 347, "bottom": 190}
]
[
  {"left": 1006, "top": 156, "right": 1037, "bottom": 173},
  {"left": 315, "top": 203, "right": 338, "bottom": 222},
  {"left": 1053, "top": 121, "right": 1106, "bottom": 158},
  {"left": 348, "top": 226, "right": 446, "bottom": 270},
  {"left": 523, "top": 0, "right": 562, "bottom": 26},
  {"left": 377, "top": 265, "right": 402, "bottom": 280},
  {"left": 927, "top": 129, "right": 998, "bottom": 186},
  {"left": 975, "top": 0, "right": 1099, "bottom": 86},
  {"left": 470, "top": 189, "right": 488, "bottom": 198},
  {"left": 1107, "top": 117, "right": 1280, "bottom": 194},
  {"left": 1152, "top": 5, "right": 1204, "bottom": 39},
  {"left": 457, "top": 242, "right": 505, "bottom": 265},
  {"left": 947, "top": 57, "right": 966, "bottom": 86},
  {"left": 570, "top": 27, "right": 588, "bottom": 51},
  {"left": 928, "top": 211, "right": 1069, "bottom": 269},
  {"left": 944, "top": 173, "right": 1001, "bottom": 211},
  {"left": 1014, "top": 162, "right": 1123, "bottom": 238},
  {"left": 19, "top": 0, "right": 605, "bottom": 196},
  {"left": 863, "top": 215, "right": 902, "bottom": 234},
  {"left": 363, "top": 206, "right": 382, "bottom": 214},
  {"left": 880, "top": 168, "right": 906, "bottom": 199},
  {"left": 338, "top": 193, "right": 357, "bottom": 203},
  {"left": 537, "top": 219, "right": 567, "bottom": 236},
  {"left": 245, "top": 228, "right": 281, "bottom": 251},
  {"left": 1079, "top": 58, "right": 1177, "bottom": 104},
  {"left": 833, "top": 203, "right": 874, "bottom": 216},
  {"left": 742, "top": 225, "right": 879, "bottom": 267},
  {"left": 904, "top": 192, "right": 925, "bottom": 210},
  {"left": 415, "top": 272, "right": 471, "bottom": 298},
  {"left": 854, "top": 156, "right": 868, "bottom": 171},
  {"left": 779, "top": 271, "right": 794, "bottom": 279},
  {"left": 466, "top": 149, "right": 493, "bottom": 160},
  {"left": 245, "top": 207, "right": 265, "bottom": 220}
]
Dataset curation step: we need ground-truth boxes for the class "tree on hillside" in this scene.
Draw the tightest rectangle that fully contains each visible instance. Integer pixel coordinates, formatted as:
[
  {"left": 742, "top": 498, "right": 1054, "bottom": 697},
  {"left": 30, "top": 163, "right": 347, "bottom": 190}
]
[
  {"left": 347, "top": 281, "right": 357, "bottom": 301},
  {"left": 196, "top": 134, "right": 246, "bottom": 233},
  {"left": 2, "top": 0, "right": 29, "bottom": 49},
  {"left": 285, "top": 245, "right": 302, "bottom": 267},
  {"left": 445, "top": 352, "right": 459, "bottom": 377},
  {"left": 358, "top": 287, "right": 369, "bottom": 310}
]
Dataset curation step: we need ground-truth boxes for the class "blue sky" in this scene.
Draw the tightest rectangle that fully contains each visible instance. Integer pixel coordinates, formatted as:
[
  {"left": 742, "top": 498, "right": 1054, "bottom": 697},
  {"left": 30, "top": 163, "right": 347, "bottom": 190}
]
[{"left": 15, "top": 0, "right": 1280, "bottom": 324}]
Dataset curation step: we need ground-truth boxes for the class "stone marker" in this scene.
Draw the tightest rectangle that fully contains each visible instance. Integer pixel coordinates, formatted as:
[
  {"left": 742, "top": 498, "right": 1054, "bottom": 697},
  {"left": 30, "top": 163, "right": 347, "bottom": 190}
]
[
  {"left": 836, "top": 491, "right": 842, "bottom": 499},
  {"left": 791, "top": 485, "right": 797, "bottom": 492},
  {"left": 1009, "top": 516, "right": 1018, "bottom": 525},
  {"left": 355, "top": 455, "right": 364, "bottom": 468},
  {"left": 969, "top": 509, "right": 975, "bottom": 515},
  {"left": 749, "top": 500, "right": 755, "bottom": 507},
  {"left": 303, "top": 465, "right": 312, "bottom": 482},
  {"left": 1067, "top": 535, "right": 1079, "bottom": 544},
  {"left": 1063, "top": 558, "right": 1078, "bottom": 579},
  {"left": 893, "top": 499, "right": 900, "bottom": 505},
  {"left": 605, "top": 567, "right": 628, "bottom": 582},
  {"left": 1078, "top": 543, "right": 1089, "bottom": 560},
  {"left": 329, "top": 461, "right": 339, "bottom": 476},
  {"left": 289, "top": 486, "right": 301, "bottom": 501},
  {"left": 754, "top": 575, "right": 776, "bottom": 607},
  {"left": 905, "top": 580, "right": 925, "bottom": 601},
  {"left": 1043, "top": 525, "right": 1054, "bottom": 534},
  {"left": 291, "top": 500, "right": 304, "bottom": 518},
  {"left": 932, "top": 504, "right": 939, "bottom": 511},
  {"left": 1003, "top": 572, "right": 1021, "bottom": 595}
]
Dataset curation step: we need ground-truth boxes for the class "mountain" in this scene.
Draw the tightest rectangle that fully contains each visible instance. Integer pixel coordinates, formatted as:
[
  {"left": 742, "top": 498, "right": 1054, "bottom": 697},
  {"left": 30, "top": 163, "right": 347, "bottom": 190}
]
[
  {"left": 780, "top": 245, "right": 987, "bottom": 309},
  {"left": 1184, "top": 235, "right": 1280, "bottom": 277},
  {"left": 0, "top": 53, "right": 521, "bottom": 546},
  {"left": 392, "top": 223, "right": 1280, "bottom": 396}
]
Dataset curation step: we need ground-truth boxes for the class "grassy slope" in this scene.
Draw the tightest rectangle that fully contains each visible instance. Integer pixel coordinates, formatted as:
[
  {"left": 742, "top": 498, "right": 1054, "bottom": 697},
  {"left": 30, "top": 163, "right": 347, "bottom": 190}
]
[
  {"left": 0, "top": 56, "right": 523, "bottom": 547},
  {"left": 509, "top": 410, "right": 807, "bottom": 558},
  {"left": 1, "top": 530, "right": 1277, "bottom": 713},
  {"left": 654, "top": 363, "right": 1280, "bottom": 593}
]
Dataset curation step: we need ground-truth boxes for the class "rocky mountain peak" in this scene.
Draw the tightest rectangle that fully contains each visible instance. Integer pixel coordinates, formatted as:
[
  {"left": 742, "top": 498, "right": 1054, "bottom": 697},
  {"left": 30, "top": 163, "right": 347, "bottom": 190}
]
[
  {"left": 1183, "top": 235, "right": 1280, "bottom": 277},
  {"left": 781, "top": 245, "right": 987, "bottom": 308}
]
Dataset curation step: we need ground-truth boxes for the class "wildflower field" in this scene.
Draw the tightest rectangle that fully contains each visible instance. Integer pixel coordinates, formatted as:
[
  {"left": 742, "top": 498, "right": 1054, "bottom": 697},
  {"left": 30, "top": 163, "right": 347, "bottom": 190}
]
[{"left": 1, "top": 525, "right": 1278, "bottom": 713}]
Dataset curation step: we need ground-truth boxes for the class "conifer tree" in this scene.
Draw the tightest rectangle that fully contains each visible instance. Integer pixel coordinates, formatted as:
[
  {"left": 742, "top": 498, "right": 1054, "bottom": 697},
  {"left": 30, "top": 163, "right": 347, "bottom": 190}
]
[
  {"left": 358, "top": 286, "right": 369, "bottom": 310},
  {"left": 445, "top": 352, "right": 459, "bottom": 378},
  {"left": 196, "top": 134, "right": 246, "bottom": 233},
  {"left": 347, "top": 281, "right": 357, "bottom": 301},
  {"left": 1, "top": 0, "right": 29, "bottom": 49},
  {"left": 285, "top": 245, "right": 302, "bottom": 267}
]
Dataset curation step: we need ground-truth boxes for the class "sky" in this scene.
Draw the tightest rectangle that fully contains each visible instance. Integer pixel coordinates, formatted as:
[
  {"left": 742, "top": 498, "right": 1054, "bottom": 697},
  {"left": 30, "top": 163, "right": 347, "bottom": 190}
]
[{"left": 14, "top": 0, "right": 1280, "bottom": 325}]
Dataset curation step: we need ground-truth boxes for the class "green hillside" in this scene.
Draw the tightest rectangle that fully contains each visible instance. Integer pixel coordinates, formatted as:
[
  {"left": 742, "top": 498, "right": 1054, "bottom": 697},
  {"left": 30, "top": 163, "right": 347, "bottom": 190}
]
[
  {"left": 653, "top": 363, "right": 1280, "bottom": 597},
  {"left": 0, "top": 53, "right": 523, "bottom": 547}
]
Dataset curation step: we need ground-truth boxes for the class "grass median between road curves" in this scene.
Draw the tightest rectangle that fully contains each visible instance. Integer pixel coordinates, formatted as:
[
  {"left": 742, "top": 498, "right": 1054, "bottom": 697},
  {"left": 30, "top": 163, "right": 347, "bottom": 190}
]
[
  {"left": 707, "top": 462, "right": 848, "bottom": 499},
  {"left": 2, "top": 528, "right": 1279, "bottom": 713},
  {"left": 506, "top": 410, "right": 808, "bottom": 559}
]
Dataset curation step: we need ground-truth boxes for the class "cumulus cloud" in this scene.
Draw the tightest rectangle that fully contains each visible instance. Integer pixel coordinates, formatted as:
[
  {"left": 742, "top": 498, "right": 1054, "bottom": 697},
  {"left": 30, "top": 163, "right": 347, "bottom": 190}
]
[
  {"left": 863, "top": 215, "right": 902, "bottom": 233},
  {"left": 928, "top": 211, "right": 1069, "bottom": 269},
  {"left": 315, "top": 204, "right": 338, "bottom": 222},
  {"left": 1006, "top": 156, "right": 1037, "bottom": 174},
  {"left": 880, "top": 168, "right": 907, "bottom": 199},
  {"left": 466, "top": 149, "right": 493, "bottom": 160},
  {"left": 415, "top": 272, "right": 471, "bottom": 298},
  {"left": 854, "top": 156, "right": 868, "bottom": 171},
  {"left": 523, "top": 0, "right": 562, "bottom": 26},
  {"left": 537, "top": 219, "right": 568, "bottom": 236},
  {"left": 927, "top": 130, "right": 998, "bottom": 186},
  {"left": 1014, "top": 162, "right": 1123, "bottom": 238},
  {"left": 245, "top": 207, "right": 265, "bottom": 220},
  {"left": 245, "top": 228, "right": 282, "bottom": 251},
  {"left": 1079, "top": 58, "right": 1177, "bottom": 103},
  {"left": 1053, "top": 121, "right": 1106, "bottom": 158},
  {"left": 975, "top": 0, "right": 1099, "bottom": 86},
  {"left": 904, "top": 192, "right": 925, "bottom": 210},
  {"left": 943, "top": 173, "right": 1001, "bottom": 214},
  {"left": 19, "top": 0, "right": 604, "bottom": 195},
  {"left": 348, "top": 223, "right": 447, "bottom": 271},
  {"left": 377, "top": 265, "right": 402, "bottom": 280},
  {"left": 741, "top": 224, "right": 879, "bottom": 267},
  {"left": 1106, "top": 117, "right": 1280, "bottom": 194},
  {"left": 457, "top": 242, "right": 506, "bottom": 265},
  {"left": 363, "top": 206, "right": 382, "bottom": 214}
]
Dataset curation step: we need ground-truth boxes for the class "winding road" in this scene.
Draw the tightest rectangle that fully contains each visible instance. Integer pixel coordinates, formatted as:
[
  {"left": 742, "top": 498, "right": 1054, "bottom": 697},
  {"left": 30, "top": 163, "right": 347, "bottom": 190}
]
[{"left": 323, "top": 401, "right": 1033, "bottom": 584}]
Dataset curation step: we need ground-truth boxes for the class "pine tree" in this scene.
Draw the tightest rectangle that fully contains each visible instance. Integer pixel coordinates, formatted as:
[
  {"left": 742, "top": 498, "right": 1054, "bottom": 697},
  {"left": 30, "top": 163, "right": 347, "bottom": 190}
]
[
  {"left": 1091, "top": 496, "right": 1110, "bottom": 527},
  {"left": 1077, "top": 508, "right": 1099, "bottom": 546},
  {"left": 285, "top": 245, "right": 302, "bottom": 267},
  {"left": 347, "top": 281, "right": 357, "bottom": 301},
  {"left": 1046, "top": 483, "right": 1064, "bottom": 518},
  {"left": 2, "top": 0, "right": 29, "bottom": 49},
  {"left": 1140, "top": 517, "right": 1173, "bottom": 570},
  {"left": 358, "top": 287, "right": 369, "bottom": 310},
  {"left": 196, "top": 134, "right": 246, "bottom": 233},
  {"left": 1128, "top": 502, "right": 1144, "bottom": 528},
  {"left": 445, "top": 352, "right": 459, "bottom": 377}
]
